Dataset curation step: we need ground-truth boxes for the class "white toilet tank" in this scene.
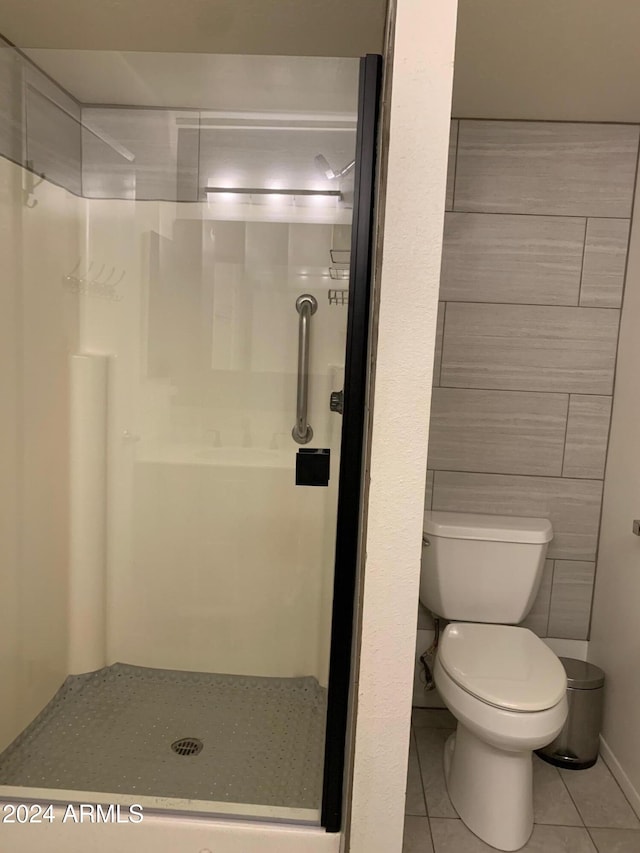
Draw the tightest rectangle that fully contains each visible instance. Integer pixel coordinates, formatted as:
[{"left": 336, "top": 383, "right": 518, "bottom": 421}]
[{"left": 420, "top": 511, "right": 553, "bottom": 624}]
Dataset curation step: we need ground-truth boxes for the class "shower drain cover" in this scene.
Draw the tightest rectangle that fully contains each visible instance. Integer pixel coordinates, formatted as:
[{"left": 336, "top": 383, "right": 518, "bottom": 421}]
[{"left": 171, "top": 737, "right": 203, "bottom": 756}]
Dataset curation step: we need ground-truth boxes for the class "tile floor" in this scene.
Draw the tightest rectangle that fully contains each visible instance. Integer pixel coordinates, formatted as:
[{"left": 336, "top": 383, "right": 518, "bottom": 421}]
[{"left": 404, "top": 708, "right": 640, "bottom": 853}]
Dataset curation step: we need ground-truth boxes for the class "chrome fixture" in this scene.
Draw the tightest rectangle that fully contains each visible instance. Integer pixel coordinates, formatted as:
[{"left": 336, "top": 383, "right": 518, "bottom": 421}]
[
  {"left": 292, "top": 294, "right": 318, "bottom": 444},
  {"left": 314, "top": 154, "right": 356, "bottom": 180}
]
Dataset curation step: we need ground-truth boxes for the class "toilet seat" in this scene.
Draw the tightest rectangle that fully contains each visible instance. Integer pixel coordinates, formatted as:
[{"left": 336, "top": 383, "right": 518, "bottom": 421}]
[{"left": 438, "top": 623, "right": 567, "bottom": 712}]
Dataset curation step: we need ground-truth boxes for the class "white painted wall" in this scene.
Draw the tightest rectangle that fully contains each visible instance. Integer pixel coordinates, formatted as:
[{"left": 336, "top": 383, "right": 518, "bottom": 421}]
[
  {"left": 589, "top": 173, "right": 640, "bottom": 812},
  {"left": 347, "top": 1, "right": 458, "bottom": 852},
  {"left": 0, "top": 157, "right": 84, "bottom": 751}
]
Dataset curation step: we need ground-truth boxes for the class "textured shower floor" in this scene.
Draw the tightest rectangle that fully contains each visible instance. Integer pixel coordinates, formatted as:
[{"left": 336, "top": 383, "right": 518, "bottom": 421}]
[{"left": 0, "top": 663, "right": 326, "bottom": 809}]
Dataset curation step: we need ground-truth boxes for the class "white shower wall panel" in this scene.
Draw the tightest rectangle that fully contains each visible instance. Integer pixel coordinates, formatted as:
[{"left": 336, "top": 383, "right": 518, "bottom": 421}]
[
  {"left": 81, "top": 198, "right": 346, "bottom": 681},
  {"left": 0, "top": 158, "right": 84, "bottom": 751},
  {"left": 124, "top": 459, "right": 331, "bottom": 677}
]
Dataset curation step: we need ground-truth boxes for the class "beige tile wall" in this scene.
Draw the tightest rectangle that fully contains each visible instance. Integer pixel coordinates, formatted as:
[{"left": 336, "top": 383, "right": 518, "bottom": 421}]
[{"left": 424, "top": 119, "right": 640, "bottom": 641}]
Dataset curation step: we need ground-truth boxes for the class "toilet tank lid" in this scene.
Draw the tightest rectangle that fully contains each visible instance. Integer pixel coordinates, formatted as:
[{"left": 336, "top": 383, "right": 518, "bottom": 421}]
[{"left": 423, "top": 511, "right": 553, "bottom": 544}]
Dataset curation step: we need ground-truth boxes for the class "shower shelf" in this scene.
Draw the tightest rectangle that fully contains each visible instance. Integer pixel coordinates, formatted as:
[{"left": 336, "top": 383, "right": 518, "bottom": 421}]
[
  {"left": 329, "top": 267, "right": 349, "bottom": 280},
  {"left": 328, "top": 289, "right": 349, "bottom": 306},
  {"left": 330, "top": 249, "right": 350, "bottom": 264}
]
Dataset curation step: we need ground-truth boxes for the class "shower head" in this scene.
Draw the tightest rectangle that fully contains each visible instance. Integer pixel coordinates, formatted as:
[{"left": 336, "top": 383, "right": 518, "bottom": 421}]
[{"left": 314, "top": 154, "right": 356, "bottom": 181}]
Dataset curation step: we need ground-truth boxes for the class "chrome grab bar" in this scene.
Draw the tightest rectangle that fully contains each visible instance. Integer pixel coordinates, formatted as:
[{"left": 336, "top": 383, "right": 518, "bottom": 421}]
[{"left": 292, "top": 294, "right": 318, "bottom": 444}]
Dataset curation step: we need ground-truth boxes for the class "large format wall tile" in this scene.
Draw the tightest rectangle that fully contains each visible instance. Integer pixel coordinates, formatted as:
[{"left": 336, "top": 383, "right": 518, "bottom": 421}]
[
  {"left": 455, "top": 121, "right": 639, "bottom": 217},
  {"left": 440, "top": 303, "right": 620, "bottom": 394},
  {"left": 425, "top": 470, "right": 434, "bottom": 510},
  {"left": 521, "top": 559, "right": 554, "bottom": 637},
  {"left": 440, "top": 213, "right": 585, "bottom": 305},
  {"left": 26, "top": 87, "right": 81, "bottom": 195},
  {"left": 580, "top": 218, "right": 631, "bottom": 308},
  {"left": 547, "top": 560, "right": 596, "bottom": 640},
  {"left": 428, "top": 388, "right": 568, "bottom": 476},
  {"left": 422, "top": 119, "right": 634, "bottom": 644},
  {"left": 563, "top": 395, "right": 612, "bottom": 479},
  {"left": 445, "top": 120, "right": 458, "bottom": 210},
  {"left": 432, "top": 472, "right": 603, "bottom": 561}
]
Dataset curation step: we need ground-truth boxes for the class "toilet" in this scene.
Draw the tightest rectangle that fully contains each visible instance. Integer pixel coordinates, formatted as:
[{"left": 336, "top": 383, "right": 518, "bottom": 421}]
[{"left": 420, "top": 511, "right": 568, "bottom": 851}]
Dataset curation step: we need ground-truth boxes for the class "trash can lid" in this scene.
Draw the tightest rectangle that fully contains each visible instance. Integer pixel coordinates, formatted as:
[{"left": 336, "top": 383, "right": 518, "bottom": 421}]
[{"left": 559, "top": 657, "right": 605, "bottom": 689}]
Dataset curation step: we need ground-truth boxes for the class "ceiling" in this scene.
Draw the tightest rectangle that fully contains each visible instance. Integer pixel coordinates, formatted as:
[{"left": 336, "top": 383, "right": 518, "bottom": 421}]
[
  {"left": 0, "top": 0, "right": 387, "bottom": 57},
  {"left": 4, "top": 1, "right": 640, "bottom": 121},
  {"left": 453, "top": 0, "right": 640, "bottom": 122}
]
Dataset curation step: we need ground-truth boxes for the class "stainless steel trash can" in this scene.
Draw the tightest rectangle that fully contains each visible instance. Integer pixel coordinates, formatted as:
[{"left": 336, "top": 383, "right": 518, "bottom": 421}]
[{"left": 536, "top": 658, "right": 605, "bottom": 770}]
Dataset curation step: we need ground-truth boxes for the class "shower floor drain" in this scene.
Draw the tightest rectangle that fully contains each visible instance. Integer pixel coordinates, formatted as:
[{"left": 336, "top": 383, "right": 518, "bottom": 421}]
[{"left": 171, "top": 737, "right": 203, "bottom": 756}]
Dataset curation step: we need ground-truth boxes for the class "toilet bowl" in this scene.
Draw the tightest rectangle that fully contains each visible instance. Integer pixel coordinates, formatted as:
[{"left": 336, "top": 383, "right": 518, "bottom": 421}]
[
  {"left": 419, "top": 511, "right": 568, "bottom": 850},
  {"left": 434, "top": 623, "right": 568, "bottom": 851}
]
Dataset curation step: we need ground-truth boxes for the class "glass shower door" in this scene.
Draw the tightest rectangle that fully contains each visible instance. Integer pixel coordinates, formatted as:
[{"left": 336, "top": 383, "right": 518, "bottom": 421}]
[{"left": 0, "top": 40, "right": 381, "bottom": 829}]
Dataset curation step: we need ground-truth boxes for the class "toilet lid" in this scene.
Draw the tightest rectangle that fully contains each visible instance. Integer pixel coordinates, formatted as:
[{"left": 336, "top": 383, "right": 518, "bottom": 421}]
[{"left": 438, "top": 623, "right": 567, "bottom": 712}]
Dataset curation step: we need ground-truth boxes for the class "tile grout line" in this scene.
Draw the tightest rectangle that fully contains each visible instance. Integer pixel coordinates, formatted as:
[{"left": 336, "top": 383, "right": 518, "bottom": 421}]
[
  {"left": 448, "top": 207, "right": 633, "bottom": 221},
  {"left": 409, "top": 725, "right": 436, "bottom": 847},
  {"left": 450, "top": 119, "right": 460, "bottom": 212},
  {"left": 577, "top": 217, "right": 589, "bottom": 307},
  {"left": 440, "top": 298, "right": 621, "bottom": 310},
  {"left": 551, "top": 767, "right": 587, "bottom": 830},
  {"left": 599, "top": 750, "right": 640, "bottom": 824},
  {"left": 559, "top": 394, "right": 572, "bottom": 478},
  {"left": 451, "top": 115, "right": 640, "bottom": 128},
  {"left": 444, "top": 208, "right": 632, "bottom": 222},
  {"left": 553, "top": 758, "right": 640, "bottom": 832},
  {"left": 436, "top": 386, "right": 614, "bottom": 399},
  {"left": 429, "top": 466, "right": 605, "bottom": 485},
  {"left": 430, "top": 816, "right": 597, "bottom": 830},
  {"left": 438, "top": 302, "right": 447, "bottom": 387},
  {"left": 585, "top": 827, "right": 601, "bottom": 851}
]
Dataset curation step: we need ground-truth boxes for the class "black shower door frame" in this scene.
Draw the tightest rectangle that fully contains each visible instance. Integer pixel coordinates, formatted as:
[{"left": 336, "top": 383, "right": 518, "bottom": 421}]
[{"left": 321, "top": 52, "right": 383, "bottom": 833}]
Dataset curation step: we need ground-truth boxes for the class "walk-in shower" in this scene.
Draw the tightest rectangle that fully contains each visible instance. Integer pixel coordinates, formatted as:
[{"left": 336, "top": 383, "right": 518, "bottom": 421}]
[{"left": 0, "top": 33, "right": 381, "bottom": 832}]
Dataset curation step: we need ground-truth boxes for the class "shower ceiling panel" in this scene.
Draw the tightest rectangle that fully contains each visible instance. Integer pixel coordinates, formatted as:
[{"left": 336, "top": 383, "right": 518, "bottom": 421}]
[{"left": 17, "top": 52, "right": 362, "bottom": 112}]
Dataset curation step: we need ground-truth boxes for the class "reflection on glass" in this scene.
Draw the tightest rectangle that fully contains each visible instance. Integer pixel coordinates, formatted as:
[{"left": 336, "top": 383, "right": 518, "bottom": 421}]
[{"left": 0, "top": 40, "right": 358, "bottom": 821}]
